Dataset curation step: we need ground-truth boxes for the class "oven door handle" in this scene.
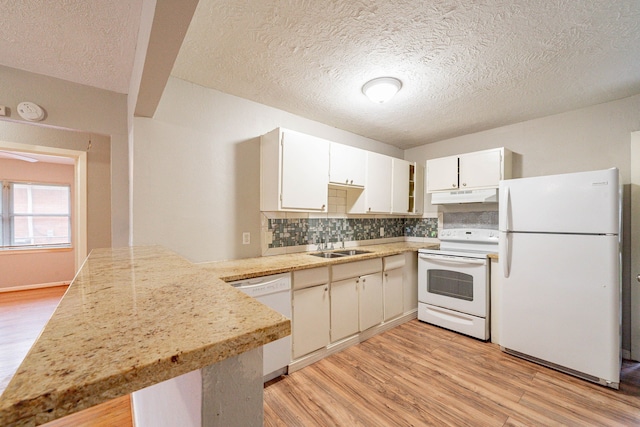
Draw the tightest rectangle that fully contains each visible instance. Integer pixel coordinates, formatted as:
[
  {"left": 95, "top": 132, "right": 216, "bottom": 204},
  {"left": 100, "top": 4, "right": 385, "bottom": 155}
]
[{"left": 419, "top": 254, "right": 486, "bottom": 265}]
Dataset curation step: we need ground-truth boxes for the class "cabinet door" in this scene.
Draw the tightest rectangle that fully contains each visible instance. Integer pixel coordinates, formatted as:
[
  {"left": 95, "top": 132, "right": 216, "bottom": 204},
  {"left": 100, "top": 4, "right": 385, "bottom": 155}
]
[
  {"left": 329, "top": 143, "right": 366, "bottom": 187},
  {"left": 330, "top": 277, "right": 359, "bottom": 342},
  {"left": 292, "top": 285, "right": 330, "bottom": 359},
  {"left": 459, "top": 149, "right": 502, "bottom": 189},
  {"left": 383, "top": 268, "right": 404, "bottom": 321},
  {"left": 358, "top": 272, "right": 383, "bottom": 331},
  {"left": 281, "top": 130, "right": 329, "bottom": 211},
  {"left": 365, "top": 152, "right": 392, "bottom": 213},
  {"left": 391, "top": 158, "right": 410, "bottom": 214},
  {"left": 426, "top": 156, "right": 459, "bottom": 192}
]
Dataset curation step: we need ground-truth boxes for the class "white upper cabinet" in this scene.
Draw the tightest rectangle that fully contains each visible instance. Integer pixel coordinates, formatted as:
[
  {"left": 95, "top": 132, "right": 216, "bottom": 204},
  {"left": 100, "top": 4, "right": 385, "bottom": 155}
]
[
  {"left": 459, "top": 149, "right": 504, "bottom": 189},
  {"left": 329, "top": 143, "right": 366, "bottom": 187},
  {"left": 391, "top": 158, "right": 410, "bottom": 214},
  {"left": 261, "top": 128, "right": 330, "bottom": 212},
  {"left": 364, "top": 152, "right": 392, "bottom": 213},
  {"left": 426, "top": 147, "right": 511, "bottom": 193},
  {"left": 426, "top": 155, "right": 459, "bottom": 192}
]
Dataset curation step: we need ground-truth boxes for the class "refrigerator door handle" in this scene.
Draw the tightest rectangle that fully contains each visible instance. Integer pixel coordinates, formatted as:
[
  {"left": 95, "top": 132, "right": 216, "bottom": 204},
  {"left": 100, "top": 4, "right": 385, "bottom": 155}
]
[
  {"left": 499, "top": 185, "right": 511, "bottom": 231},
  {"left": 499, "top": 232, "right": 511, "bottom": 278}
]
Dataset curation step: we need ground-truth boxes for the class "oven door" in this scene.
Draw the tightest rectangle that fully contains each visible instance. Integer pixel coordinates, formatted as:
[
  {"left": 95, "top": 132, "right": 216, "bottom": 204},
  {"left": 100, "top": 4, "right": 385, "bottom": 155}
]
[{"left": 418, "top": 253, "right": 488, "bottom": 318}]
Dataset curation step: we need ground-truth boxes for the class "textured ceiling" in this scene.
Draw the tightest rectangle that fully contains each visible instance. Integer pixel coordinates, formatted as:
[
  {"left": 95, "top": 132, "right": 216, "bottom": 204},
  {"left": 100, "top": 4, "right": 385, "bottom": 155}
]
[
  {"left": 173, "top": 0, "right": 640, "bottom": 148},
  {"left": 0, "top": 0, "right": 143, "bottom": 94}
]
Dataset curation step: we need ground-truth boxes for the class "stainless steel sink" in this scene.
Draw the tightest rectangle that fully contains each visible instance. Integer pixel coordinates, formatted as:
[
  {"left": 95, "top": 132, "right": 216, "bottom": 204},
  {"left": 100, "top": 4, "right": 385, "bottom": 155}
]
[
  {"left": 309, "top": 249, "right": 370, "bottom": 258},
  {"left": 309, "top": 252, "right": 347, "bottom": 258},
  {"left": 333, "top": 249, "right": 371, "bottom": 256}
]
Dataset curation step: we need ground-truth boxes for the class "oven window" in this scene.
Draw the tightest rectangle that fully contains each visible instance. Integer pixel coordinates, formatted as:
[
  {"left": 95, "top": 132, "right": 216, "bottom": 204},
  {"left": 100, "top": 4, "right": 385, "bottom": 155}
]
[{"left": 427, "top": 269, "right": 473, "bottom": 301}]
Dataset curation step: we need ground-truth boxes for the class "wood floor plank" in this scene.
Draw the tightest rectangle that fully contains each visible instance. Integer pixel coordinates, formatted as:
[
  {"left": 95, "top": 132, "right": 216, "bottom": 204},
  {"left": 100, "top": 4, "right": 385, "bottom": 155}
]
[
  {"left": 5, "top": 287, "right": 640, "bottom": 426},
  {"left": 0, "top": 286, "right": 68, "bottom": 392},
  {"left": 41, "top": 395, "right": 133, "bottom": 427},
  {"left": 265, "top": 320, "right": 640, "bottom": 426}
]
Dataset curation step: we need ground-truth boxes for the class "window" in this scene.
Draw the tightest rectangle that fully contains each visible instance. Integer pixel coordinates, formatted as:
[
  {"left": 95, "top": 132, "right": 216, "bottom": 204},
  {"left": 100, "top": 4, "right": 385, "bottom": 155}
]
[{"left": 1, "top": 181, "right": 71, "bottom": 249}]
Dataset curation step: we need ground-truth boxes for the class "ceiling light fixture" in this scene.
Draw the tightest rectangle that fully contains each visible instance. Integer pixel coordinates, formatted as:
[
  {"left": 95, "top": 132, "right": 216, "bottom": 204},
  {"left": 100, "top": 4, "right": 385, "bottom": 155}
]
[{"left": 362, "top": 77, "right": 402, "bottom": 103}]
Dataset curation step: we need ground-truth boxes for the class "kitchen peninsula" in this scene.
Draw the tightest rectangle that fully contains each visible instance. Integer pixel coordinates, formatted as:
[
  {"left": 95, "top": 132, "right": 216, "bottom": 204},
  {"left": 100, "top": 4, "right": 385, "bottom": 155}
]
[{"left": 0, "top": 246, "right": 291, "bottom": 426}]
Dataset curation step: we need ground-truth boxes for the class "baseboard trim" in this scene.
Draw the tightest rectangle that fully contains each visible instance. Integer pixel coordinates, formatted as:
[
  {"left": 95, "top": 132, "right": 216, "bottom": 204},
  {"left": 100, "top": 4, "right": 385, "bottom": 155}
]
[
  {"left": 0, "top": 281, "right": 70, "bottom": 293},
  {"left": 288, "top": 309, "right": 417, "bottom": 373}
]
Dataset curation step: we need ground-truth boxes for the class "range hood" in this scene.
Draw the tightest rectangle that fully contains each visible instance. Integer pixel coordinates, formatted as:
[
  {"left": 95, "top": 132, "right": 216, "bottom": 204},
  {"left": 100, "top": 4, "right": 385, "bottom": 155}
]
[{"left": 430, "top": 188, "right": 498, "bottom": 205}]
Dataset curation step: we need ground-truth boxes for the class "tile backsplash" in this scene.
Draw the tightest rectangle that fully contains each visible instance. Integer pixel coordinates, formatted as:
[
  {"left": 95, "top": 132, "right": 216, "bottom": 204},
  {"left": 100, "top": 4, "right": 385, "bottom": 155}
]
[
  {"left": 266, "top": 216, "right": 438, "bottom": 249},
  {"left": 442, "top": 211, "right": 498, "bottom": 229}
]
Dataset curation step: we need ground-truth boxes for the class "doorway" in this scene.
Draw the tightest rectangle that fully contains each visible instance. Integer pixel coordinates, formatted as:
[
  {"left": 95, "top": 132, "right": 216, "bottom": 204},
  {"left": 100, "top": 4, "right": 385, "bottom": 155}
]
[{"left": 0, "top": 141, "right": 87, "bottom": 275}]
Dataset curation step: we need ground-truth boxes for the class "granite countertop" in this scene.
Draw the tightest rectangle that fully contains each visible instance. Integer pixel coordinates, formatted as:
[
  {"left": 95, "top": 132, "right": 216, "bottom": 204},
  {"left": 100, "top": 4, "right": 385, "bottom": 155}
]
[
  {"left": 0, "top": 246, "right": 291, "bottom": 426},
  {"left": 199, "top": 241, "right": 437, "bottom": 281},
  {"left": 0, "top": 242, "right": 437, "bottom": 426}
]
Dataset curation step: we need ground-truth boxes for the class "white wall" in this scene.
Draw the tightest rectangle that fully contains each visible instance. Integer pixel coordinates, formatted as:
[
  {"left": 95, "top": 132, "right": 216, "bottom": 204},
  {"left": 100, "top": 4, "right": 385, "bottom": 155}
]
[
  {"left": 405, "top": 94, "right": 639, "bottom": 182},
  {"left": 132, "top": 77, "right": 402, "bottom": 263},
  {"left": 0, "top": 65, "right": 129, "bottom": 247},
  {"left": 405, "top": 93, "right": 640, "bottom": 354}
]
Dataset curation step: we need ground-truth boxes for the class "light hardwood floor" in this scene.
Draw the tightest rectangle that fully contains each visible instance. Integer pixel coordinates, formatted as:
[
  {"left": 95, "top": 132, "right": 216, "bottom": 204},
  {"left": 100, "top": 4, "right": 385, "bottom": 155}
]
[
  {"left": 3, "top": 287, "right": 640, "bottom": 426},
  {"left": 265, "top": 321, "right": 640, "bottom": 426},
  {"left": 1, "top": 286, "right": 133, "bottom": 427}
]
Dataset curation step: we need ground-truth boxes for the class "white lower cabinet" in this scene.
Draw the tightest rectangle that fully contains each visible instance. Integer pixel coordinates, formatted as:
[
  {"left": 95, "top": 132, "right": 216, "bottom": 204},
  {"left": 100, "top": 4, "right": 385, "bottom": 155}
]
[
  {"left": 292, "top": 267, "right": 330, "bottom": 359},
  {"left": 383, "top": 268, "right": 404, "bottom": 321},
  {"left": 330, "top": 258, "right": 383, "bottom": 343},
  {"left": 403, "top": 252, "right": 418, "bottom": 313},
  {"left": 292, "top": 255, "right": 416, "bottom": 364},
  {"left": 292, "top": 285, "right": 330, "bottom": 359},
  {"left": 330, "top": 277, "right": 359, "bottom": 342},
  {"left": 358, "top": 272, "right": 384, "bottom": 331}
]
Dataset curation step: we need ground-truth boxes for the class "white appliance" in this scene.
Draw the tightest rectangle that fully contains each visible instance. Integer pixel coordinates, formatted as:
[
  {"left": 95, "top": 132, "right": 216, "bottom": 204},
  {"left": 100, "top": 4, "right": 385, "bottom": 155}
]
[
  {"left": 499, "top": 168, "right": 621, "bottom": 388},
  {"left": 430, "top": 188, "right": 498, "bottom": 205},
  {"left": 418, "top": 229, "right": 498, "bottom": 340},
  {"left": 229, "top": 272, "right": 291, "bottom": 382}
]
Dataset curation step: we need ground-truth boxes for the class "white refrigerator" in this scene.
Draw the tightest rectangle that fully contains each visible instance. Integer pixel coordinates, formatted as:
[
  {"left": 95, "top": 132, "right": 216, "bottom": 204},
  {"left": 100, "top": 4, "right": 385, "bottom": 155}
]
[{"left": 498, "top": 168, "right": 621, "bottom": 388}]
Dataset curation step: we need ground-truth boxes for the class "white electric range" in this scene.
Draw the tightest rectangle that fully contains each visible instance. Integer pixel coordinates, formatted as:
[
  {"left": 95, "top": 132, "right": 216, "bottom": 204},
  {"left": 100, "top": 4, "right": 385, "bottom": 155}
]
[{"left": 417, "top": 229, "right": 498, "bottom": 340}]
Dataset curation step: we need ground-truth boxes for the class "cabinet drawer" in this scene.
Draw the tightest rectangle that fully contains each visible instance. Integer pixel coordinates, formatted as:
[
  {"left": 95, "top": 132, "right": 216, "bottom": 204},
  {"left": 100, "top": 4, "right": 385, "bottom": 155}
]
[
  {"left": 293, "top": 267, "right": 329, "bottom": 290},
  {"left": 332, "top": 258, "right": 382, "bottom": 282},
  {"left": 383, "top": 254, "right": 405, "bottom": 271}
]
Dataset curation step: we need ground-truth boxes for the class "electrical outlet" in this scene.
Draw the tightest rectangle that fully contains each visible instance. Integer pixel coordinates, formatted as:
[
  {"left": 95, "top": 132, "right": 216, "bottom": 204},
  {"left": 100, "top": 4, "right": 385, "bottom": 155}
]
[
  {"left": 380, "top": 227, "right": 385, "bottom": 237},
  {"left": 0, "top": 105, "right": 6, "bottom": 116},
  {"left": 242, "top": 232, "right": 250, "bottom": 245}
]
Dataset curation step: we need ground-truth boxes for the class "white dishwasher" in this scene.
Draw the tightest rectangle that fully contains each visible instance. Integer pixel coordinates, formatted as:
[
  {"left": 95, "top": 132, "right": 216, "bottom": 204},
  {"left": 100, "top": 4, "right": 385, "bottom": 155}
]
[{"left": 229, "top": 272, "right": 291, "bottom": 382}]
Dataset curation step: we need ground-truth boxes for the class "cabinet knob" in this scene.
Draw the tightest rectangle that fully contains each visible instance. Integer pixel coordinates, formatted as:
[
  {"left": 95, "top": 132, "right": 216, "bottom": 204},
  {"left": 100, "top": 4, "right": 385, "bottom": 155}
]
[
  {"left": 452, "top": 184, "right": 457, "bottom": 188},
  {"left": 462, "top": 183, "right": 467, "bottom": 187},
  {"left": 345, "top": 179, "right": 349, "bottom": 184},
  {"left": 321, "top": 204, "right": 326, "bottom": 210},
  {"left": 637, "top": 274, "right": 640, "bottom": 283},
  {"left": 350, "top": 180, "right": 353, "bottom": 185}
]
